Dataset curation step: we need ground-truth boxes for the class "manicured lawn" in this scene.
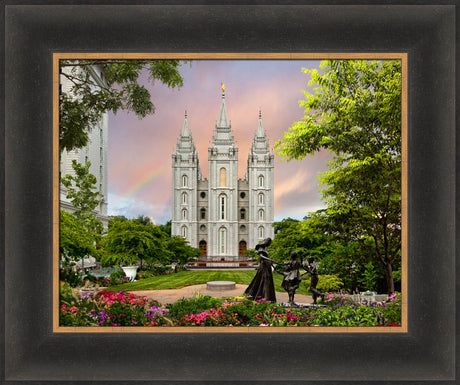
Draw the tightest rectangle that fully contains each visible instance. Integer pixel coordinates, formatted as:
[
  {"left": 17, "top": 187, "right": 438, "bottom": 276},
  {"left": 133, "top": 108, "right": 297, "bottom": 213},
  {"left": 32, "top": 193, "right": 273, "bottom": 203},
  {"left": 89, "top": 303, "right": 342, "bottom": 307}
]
[{"left": 107, "top": 270, "right": 311, "bottom": 295}]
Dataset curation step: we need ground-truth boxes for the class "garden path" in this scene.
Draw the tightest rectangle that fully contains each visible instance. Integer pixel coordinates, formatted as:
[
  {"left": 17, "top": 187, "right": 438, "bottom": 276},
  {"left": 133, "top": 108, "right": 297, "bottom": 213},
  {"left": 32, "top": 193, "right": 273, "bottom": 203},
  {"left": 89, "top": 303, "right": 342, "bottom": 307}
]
[{"left": 130, "top": 284, "right": 314, "bottom": 306}]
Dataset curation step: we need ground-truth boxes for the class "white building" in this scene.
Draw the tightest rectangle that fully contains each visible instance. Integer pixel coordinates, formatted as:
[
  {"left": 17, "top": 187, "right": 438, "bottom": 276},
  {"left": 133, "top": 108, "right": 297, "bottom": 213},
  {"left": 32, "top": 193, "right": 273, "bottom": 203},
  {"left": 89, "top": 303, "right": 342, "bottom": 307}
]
[
  {"left": 171, "top": 88, "right": 274, "bottom": 261},
  {"left": 59, "top": 64, "right": 109, "bottom": 228}
]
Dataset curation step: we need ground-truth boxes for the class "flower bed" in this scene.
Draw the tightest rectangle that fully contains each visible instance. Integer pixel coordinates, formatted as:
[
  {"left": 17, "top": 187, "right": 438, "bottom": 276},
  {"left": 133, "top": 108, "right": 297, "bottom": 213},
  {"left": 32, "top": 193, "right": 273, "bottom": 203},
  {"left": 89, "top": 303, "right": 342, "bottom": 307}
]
[
  {"left": 60, "top": 285, "right": 401, "bottom": 327},
  {"left": 60, "top": 284, "right": 169, "bottom": 326}
]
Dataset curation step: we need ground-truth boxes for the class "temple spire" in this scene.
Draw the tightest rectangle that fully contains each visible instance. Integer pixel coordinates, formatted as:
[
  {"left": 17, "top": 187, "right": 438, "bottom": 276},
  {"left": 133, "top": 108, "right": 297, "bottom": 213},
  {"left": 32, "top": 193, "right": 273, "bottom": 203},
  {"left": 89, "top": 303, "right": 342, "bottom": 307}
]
[
  {"left": 181, "top": 109, "right": 190, "bottom": 136},
  {"left": 257, "top": 108, "right": 265, "bottom": 137},
  {"left": 217, "top": 84, "right": 228, "bottom": 127}
]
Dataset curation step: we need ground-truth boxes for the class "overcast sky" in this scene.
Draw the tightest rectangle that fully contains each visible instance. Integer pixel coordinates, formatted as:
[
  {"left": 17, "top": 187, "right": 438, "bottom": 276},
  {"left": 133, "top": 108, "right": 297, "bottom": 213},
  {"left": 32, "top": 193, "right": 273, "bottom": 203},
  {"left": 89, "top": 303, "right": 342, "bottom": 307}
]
[{"left": 107, "top": 60, "right": 334, "bottom": 224}]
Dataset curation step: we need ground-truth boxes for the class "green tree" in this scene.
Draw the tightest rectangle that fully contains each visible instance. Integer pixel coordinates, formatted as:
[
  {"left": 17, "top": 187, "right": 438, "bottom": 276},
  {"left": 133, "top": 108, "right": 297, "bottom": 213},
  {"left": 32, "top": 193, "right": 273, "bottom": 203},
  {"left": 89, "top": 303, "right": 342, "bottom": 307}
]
[
  {"left": 59, "top": 210, "right": 95, "bottom": 262},
  {"left": 276, "top": 60, "right": 402, "bottom": 294},
  {"left": 358, "top": 261, "right": 380, "bottom": 292},
  {"left": 102, "top": 220, "right": 156, "bottom": 266},
  {"left": 133, "top": 215, "right": 152, "bottom": 226},
  {"left": 269, "top": 217, "right": 328, "bottom": 264},
  {"left": 158, "top": 220, "right": 172, "bottom": 236},
  {"left": 59, "top": 59, "right": 188, "bottom": 152},
  {"left": 101, "top": 219, "right": 173, "bottom": 267},
  {"left": 61, "top": 160, "right": 103, "bottom": 248},
  {"left": 167, "top": 235, "right": 201, "bottom": 266}
]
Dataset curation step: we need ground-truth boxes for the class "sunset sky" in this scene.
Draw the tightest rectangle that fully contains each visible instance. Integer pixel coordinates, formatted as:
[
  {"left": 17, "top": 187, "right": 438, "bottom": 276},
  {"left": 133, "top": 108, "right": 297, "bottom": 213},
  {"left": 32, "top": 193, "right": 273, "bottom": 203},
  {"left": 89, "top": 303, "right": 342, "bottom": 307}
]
[{"left": 107, "top": 60, "right": 334, "bottom": 224}]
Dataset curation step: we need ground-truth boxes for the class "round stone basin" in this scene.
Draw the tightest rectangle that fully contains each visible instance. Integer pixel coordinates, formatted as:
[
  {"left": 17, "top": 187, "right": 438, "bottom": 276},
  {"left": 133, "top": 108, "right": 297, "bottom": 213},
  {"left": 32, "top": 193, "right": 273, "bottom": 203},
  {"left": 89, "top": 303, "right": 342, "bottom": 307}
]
[{"left": 206, "top": 281, "right": 236, "bottom": 291}]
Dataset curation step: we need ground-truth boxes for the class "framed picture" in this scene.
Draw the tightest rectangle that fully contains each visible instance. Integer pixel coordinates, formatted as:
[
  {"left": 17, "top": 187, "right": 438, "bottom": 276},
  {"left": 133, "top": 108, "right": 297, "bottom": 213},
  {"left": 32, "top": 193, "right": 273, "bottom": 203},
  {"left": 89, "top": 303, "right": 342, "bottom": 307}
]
[
  {"left": 54, "top": 52, "right": 407, "bottom": 334},
  {"left": 4, "top": 4, "right": 455, "bottom": 383}
]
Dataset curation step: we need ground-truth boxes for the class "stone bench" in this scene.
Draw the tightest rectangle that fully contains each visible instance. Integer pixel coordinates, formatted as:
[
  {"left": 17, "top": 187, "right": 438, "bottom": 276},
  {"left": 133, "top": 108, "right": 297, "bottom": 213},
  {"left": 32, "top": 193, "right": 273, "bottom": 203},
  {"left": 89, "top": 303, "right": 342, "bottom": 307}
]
[{"left": 206, "top": 281, "right": 236, "bottom": 291}]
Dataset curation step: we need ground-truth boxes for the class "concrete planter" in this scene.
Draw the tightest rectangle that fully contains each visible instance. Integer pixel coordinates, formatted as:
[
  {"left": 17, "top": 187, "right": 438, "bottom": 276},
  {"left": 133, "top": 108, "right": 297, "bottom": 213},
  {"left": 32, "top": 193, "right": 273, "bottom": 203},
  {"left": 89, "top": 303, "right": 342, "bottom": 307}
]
[{"left": 122, "top": 266, "right": 138, "bottom": 282}]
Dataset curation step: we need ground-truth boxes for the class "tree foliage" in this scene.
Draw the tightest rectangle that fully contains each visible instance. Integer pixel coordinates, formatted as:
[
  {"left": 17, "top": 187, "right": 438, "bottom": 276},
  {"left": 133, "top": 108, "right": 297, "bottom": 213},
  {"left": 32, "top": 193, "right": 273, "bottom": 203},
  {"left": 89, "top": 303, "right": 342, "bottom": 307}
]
[
  {"left": 59, "top": 59, "right": 188, "bottom": 152},
  {"left": 61, "top": 160, "right": 99, "bottom": 217},
  {"left": 61, "top": 160, "right": 103, "bottom": 245},
  {"left": 275, "top": 60, "right": 402, "bottom": 294},
  {"left": 101, "top": 219, "right": 168, "bottom": 266},
  {"left": 100, "top": 217, "right": 199, "bottom": 267},
  {"left": 269, "top": 218, "right": 326, "bottom": 263},
  {"left": 167, "top": 235, "right": 201, "bottom": 266},
  {"left": 60, "top": 160, "right": 103, "bottom": 261},
  {"left": 59, "top": 210, "right": 95, "bottom": 261}
]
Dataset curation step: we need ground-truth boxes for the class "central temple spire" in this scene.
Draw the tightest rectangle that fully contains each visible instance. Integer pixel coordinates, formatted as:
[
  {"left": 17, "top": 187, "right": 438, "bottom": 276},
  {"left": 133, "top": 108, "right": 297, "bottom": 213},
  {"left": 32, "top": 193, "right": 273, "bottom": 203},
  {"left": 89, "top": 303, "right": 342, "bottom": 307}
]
[
  {"left": 181, "top": 109, "right": 190, "bottom": 137},
  {"left": 217, "top": 84, "right": 229, "bottom": 128},
  {"left": 257, "top": 108, "right": 265, "bottom": 137}
]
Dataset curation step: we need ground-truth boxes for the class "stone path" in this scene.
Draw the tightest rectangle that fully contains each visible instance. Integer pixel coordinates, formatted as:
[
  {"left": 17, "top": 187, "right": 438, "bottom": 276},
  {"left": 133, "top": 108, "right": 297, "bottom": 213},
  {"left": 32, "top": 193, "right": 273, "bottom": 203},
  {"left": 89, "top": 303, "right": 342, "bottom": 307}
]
[{"left": 130, "top": 284, "right": 314, "bottom": 306}]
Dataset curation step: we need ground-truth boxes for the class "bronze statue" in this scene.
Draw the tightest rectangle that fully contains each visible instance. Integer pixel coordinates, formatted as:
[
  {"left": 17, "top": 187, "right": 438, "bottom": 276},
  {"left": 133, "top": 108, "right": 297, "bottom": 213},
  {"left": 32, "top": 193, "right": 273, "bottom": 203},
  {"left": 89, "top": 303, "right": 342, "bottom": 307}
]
[
  {"left": 302, "top": 256, "right": 325, "bottom": 304},
  {"left": 244, "top": 238, "right": 277, "bottom": 303},
  {"left": 277, "top": 251, "right": 302, "bottom": 306}
]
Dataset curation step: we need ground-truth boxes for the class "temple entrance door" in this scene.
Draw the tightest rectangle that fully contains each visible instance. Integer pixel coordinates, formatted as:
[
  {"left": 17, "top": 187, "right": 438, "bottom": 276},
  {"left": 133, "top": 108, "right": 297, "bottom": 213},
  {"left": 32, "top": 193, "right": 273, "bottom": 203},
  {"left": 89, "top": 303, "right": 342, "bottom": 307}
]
[
  {"left": 199, "top": 240, "right": 207, "bottom": 256},
  {"left": 239, "top": 240, "right": 247, "bottom": 257}
]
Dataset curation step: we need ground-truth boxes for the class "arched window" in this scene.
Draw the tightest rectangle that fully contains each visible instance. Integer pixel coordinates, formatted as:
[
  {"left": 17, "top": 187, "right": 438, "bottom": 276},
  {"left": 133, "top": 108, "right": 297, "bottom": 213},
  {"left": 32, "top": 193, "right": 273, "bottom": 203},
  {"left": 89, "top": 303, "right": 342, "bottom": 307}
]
[
  {"left": 258, "top": 175, "right": 264, "bottom": 187},
  {"left": 258, "top": 193, "right": 264, "bottom": 205},
  {"left": 182, "top": 209, "right": 187, "bottom": 220},
  {"left": 258, "top": 209, "right": 264, "bottom": 221},
  {"left": 219, "top": 227, "right": 227, "bottom": 254},
  {"left": 239, "top": 240, "right": 247, "bottom": 256},
  {"left": 182, "top": 174, "right": 188, "bottom": 187},
  {"left": 199, "top": 240, "right": 207, "bottom": 256},
  {"left": 240, "top": 208, "right": 246, "bottom": 220},
  {"left": 182, "top": 192, "right": 187, "bottom": 205},
  {"left": 220, "top": 168, "right": 226, "bottom": 187},
  {"left": 219, "top": 194, "right": 227, "bottom": 220},
  {"left": 258, "top": 226, "right": 264, "bottom": 239},
  {"left": 200, "top": 208, "right": 206, "bottom": 220},
  {"left": 181, "top": 226, "right": 187, "bottom": 238}
]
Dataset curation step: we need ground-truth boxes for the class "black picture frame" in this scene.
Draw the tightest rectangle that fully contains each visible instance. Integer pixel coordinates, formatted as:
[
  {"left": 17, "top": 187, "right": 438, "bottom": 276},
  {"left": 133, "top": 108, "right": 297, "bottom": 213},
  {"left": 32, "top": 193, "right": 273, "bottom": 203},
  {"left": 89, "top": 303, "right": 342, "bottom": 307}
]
[{"left": 3, "top": 3, "right": 456, "bottom": 384}]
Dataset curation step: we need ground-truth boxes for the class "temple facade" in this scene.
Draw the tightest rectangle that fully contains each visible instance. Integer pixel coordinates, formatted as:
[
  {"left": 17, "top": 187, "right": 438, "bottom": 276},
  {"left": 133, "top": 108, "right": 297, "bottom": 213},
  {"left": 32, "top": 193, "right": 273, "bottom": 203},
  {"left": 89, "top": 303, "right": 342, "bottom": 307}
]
[{"left": 171, "top": 87, "right": 274, "bottom": 260}]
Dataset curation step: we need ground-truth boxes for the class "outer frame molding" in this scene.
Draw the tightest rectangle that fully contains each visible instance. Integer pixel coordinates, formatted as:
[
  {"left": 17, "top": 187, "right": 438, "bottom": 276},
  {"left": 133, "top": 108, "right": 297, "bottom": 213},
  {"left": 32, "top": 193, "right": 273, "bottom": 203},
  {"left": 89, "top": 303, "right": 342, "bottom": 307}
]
[{"left": 4, "top": 4, "right": 456, "bottom": 383}]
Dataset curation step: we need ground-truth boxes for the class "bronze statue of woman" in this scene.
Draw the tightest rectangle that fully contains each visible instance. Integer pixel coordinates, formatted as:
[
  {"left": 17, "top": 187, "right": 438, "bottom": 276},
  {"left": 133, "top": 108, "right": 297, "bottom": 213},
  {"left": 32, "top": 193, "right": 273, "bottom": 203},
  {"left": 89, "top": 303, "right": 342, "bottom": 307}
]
[{"left": 244, "top": 238, "right": 277, "bottom": 303}]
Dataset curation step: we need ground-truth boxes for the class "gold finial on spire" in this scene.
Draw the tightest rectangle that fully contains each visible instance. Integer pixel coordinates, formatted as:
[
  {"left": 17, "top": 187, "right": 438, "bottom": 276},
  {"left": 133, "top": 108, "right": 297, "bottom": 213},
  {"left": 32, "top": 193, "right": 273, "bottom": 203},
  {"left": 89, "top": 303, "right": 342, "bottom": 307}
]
[{"left": 222, "top": 82, "right": 225, "bottom": 93}]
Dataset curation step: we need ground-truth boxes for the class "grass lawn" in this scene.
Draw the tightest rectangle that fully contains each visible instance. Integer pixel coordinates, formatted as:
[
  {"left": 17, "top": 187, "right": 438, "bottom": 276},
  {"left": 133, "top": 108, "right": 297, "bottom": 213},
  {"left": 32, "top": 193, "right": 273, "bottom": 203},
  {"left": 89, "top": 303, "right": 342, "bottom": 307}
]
[{"left": 106, "top": 270, "right": 311, "bottom": 296}]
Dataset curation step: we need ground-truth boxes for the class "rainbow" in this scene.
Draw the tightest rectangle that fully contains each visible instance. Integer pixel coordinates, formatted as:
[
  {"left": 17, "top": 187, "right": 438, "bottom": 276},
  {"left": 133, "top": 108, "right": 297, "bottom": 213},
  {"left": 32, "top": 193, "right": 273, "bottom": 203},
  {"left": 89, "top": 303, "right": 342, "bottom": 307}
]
[{"left": 124, "top": 168, "right": 164, "bottom": 199}]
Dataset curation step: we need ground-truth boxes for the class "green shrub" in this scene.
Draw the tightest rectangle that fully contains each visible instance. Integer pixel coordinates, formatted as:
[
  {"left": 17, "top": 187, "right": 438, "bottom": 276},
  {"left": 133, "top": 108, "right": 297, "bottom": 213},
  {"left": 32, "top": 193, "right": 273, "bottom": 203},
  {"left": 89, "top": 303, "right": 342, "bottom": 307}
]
[
  {"left": 110, "top": 270, "right": 126, "bottom": 280},
  {"left": 303, "top": 274, "right": 344, "bottom": 292},
  {"left": 60, "top": 267, "right": 83, "bottom": 287},
  {"left": 358, "top": 261, "right": 379, "bottom": 291},
  {"left": 82, "top": 272, "right": 98, "bottom": 282},
  {"left": 379, "top": 292, "right": 402, "bottom": 324},
  {"left": 166, "top": 295, "right": 222, "bottom": 319}
]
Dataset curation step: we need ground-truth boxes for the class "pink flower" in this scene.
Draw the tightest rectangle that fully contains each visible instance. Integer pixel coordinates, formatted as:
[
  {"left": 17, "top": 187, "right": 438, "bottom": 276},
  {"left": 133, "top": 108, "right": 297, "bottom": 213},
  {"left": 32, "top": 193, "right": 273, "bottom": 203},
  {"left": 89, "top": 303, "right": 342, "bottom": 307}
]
[{"left": 69, "top": 306, "right": 79, "bottom": 313}]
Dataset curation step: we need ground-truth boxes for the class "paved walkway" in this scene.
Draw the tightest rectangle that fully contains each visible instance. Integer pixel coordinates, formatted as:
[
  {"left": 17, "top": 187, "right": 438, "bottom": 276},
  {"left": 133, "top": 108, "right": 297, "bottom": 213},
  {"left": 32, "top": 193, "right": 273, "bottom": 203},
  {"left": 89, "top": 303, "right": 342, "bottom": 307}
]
[{"left": 130, "top": 284, "right": 314, "bottom": 306}]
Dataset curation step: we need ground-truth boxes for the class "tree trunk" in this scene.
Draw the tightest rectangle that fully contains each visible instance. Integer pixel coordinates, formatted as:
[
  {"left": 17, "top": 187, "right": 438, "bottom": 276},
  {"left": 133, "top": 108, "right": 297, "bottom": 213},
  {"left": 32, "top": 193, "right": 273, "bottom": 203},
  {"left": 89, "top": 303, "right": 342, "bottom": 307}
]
[{"left": 385, "top": 262, "right": 394, "bottom": 294}]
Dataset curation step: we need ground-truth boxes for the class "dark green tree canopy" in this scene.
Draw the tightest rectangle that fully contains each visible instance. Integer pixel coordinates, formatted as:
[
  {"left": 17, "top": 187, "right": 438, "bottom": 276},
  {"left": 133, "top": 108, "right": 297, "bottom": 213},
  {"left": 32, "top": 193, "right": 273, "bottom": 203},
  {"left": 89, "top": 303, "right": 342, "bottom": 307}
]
[
  {"left": 59, "top": 59, "right": 188, "bottom": 152},
  {"left": 101, "top": 217, "right": 199, "bottom": 267},
  {"left": 101, "top": 219, "right": 169, "bottom": 266}
]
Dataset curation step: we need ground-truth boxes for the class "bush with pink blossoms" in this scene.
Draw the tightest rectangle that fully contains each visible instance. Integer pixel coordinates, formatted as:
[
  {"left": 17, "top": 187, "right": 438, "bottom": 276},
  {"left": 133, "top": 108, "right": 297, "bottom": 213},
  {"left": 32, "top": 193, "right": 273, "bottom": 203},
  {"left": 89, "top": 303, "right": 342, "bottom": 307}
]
[{"left": 60, "top": 284, "right": 169, "bottom": 326}]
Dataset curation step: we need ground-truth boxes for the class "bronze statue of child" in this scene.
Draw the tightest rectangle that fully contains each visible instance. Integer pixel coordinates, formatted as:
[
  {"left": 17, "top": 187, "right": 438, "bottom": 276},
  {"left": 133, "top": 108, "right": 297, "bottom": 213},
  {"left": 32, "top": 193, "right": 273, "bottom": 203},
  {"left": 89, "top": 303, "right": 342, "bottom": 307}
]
[
  {"left": 302, "top": 256, "right": 325, "bottom": 304},
  {"left": 277, "top": 251, "right": 302, "bottom": 306}
]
